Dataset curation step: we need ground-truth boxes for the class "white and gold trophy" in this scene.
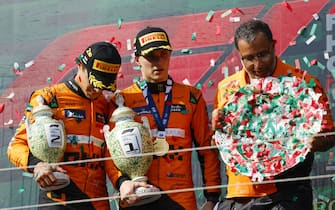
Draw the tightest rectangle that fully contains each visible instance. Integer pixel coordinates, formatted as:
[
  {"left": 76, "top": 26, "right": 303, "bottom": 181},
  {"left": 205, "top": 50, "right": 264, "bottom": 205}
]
[
  {"left": 26, "top": 95, "right": 69, "bottom": 191},
  {"left": 103, "top": 93, "right": 161, "bottom": 206}
]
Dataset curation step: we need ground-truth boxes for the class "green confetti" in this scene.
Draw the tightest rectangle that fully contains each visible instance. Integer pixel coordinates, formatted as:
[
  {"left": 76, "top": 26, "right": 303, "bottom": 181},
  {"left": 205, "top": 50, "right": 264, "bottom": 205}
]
[
  {"left": 317, "top": 61, "right": 325, "bottom": 70},
  {"left": 181, "top": 49, "right": 192, "bottom": 54},
  {"left": 133, "top": 76, "right": 140, "bottom": 83},
  {"left": 191, "top": 32, "right": 196, "bottom": 40},
  {"left": 133, "top": 66, "right": 141, "bottom": 71},
  {"left": 309, "top": 23, "right": 318, "bottom": 36},
  {"left": 207, "top": 80, "right": 214, "bottom": 87},
  {"left": 22, "top": 172, "right": 33, "bottom": 178},
  {"left": 195, "top": 83, "right": 202, "bottom": 89},
  {"left": 46, "top": 77, "right": 52, "bottom": 84},
  {"left": 18, "top": 187, "right": 25, "bottom": 193},
  {"left": 206, "top": 10, "right": 215, "bottom": 22},
  {"left": 223, "top": 66, "right": 229, "bottom": 78},
  {"left": 58, "top": 63, "right": 66, "bottom": 71},
  {"left": 117, "top": 18, "right": 123, "bottom": 28},
  {"left": 302, "top": 56, "right": 311, "bottom": 67}
]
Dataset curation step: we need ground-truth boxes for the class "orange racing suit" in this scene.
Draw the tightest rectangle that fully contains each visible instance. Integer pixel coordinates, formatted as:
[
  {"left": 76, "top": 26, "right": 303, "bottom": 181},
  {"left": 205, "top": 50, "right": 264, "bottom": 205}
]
[
  {"left": 7, "top": 79, "right": 124, "bottom": 210},
  {"left": 213, "top": 58, "right": 334, "bottom": 202},
  {"left": 119, "top": 78, "right": 221, "bottom": 210}
]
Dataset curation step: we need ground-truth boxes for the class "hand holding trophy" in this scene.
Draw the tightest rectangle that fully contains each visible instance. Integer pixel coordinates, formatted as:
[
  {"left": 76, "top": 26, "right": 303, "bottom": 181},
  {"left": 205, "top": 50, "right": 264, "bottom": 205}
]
[
  {"left": 103, "top": 93, "right": 161, "bottom": 206},
  {"left": 26, "top": 95, "right": 69, "bottom": 191}
]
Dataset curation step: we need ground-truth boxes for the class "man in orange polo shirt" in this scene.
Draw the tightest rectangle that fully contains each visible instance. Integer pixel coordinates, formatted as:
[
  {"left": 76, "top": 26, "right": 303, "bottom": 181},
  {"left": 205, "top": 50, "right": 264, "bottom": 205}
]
[{"left": 213, "top": 19, "right": 335, "bottom": 210}]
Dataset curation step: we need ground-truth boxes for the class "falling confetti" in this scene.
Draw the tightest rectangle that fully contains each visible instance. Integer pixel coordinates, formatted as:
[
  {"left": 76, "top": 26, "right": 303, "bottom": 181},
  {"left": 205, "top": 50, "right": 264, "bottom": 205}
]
[
  {"left": 117, "top": 18, "right": 123, "bottom": 28},
  {"left": 206, "top": 10, "right": 215, "bottom": 22},
  {"left": 58, "top": 63, "right": 66, "bottom": 71},
  {"left": 181, "top": 49, "right": 192, "bottom": 54},
  {"left": 0, "top": 103, "right": 4, "bottom": 113}
]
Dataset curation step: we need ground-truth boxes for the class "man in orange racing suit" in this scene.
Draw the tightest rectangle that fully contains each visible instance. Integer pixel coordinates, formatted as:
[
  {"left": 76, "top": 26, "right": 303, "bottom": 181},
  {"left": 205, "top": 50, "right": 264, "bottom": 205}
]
[
  {"left": 7, "top": 41, "right": 130, "bottom": 210},
  {"left": 213, "top": 19, "right": 335, "bottom": 210},
  {"left": 117, "top": 26, "right": 221, "bottom": 210}
]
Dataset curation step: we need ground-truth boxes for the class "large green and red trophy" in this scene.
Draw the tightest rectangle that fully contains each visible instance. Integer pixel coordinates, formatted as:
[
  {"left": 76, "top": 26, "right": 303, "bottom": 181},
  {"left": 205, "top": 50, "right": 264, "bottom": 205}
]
[
  {"left": 214, "top": 76, "right": 325, "bottom": 181},
  {"left": 103, "top": 93, "right": 161, "bottom": 206},
  {"left": 26, "top": 95, "right": 69, "bottom": 190}
]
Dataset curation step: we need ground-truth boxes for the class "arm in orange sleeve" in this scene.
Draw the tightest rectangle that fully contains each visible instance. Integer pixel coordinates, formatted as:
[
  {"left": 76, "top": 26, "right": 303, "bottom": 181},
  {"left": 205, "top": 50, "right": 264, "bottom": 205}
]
[
  {"left": 191, "top": 88, "right": 221, "bottom": 202},
  {"left": 308, "top": 76, "right": 335, "bottom": 152}
]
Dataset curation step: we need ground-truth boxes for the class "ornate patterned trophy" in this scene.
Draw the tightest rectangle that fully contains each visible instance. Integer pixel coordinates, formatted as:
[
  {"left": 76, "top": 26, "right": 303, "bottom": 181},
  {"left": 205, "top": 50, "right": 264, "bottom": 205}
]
[
  {"left": 26, "top": 95, "right": 69, "bottom": 191},
  {"left": 103, "top": 93, "right": 161, "bottom": 206}
]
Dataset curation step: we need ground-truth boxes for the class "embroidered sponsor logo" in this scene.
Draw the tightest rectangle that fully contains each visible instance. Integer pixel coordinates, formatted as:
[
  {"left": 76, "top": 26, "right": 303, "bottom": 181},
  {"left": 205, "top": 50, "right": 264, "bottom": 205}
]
[
  {"left": 92, "top": 59, "right": 119, "bottom": 74},
  {"left": 64, "top": 109, "right": 86, "bottom": 119},
  {"left": 139, "top": 32, "right": 168, "bottom": 47},
  {"left": 96, "top": 113, "right": 106, "bottom": 124},
  {"left": 171, "top": 104, "right": 186, "bottom": 112}
]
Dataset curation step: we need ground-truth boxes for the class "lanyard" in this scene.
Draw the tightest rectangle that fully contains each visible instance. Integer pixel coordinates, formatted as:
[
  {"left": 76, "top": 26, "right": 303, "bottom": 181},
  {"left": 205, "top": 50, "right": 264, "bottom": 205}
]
[{"left": 137, "top": 77, "right": 173, "bottom": 131}]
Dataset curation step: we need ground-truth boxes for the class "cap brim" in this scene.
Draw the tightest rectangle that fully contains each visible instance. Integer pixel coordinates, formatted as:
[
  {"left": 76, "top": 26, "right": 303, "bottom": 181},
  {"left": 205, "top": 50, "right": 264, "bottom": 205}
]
[
  {"left": 89, "top": 71, "right": 117, "bottom": 92},
  {"left": 141, "top": 45, "right": 172, "bottom": 56}
]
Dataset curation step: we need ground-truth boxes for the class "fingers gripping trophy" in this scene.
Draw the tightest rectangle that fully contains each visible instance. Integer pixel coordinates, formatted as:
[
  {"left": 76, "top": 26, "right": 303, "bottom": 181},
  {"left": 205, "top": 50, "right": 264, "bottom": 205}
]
[
  {"left": 26, "top": 95, "right": 69, "bottom": 191},
  {"left": 103, "top": 92, "right": 161, "bottom": 206}
]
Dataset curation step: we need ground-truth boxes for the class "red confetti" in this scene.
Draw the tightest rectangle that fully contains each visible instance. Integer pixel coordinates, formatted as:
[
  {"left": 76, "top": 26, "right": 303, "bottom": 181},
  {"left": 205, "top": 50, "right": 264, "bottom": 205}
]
[
  {"left": 281, "top": 1, "right": 293, "bottom": 12},
  {"left": 232, "top": 8, "right": 244, "bottom": 15},
  {"left": 0, "top": 103, "right": 4, "bottom": 113},
  {"left": 310, "top": 59, "right": 318, "bottom": 66}
]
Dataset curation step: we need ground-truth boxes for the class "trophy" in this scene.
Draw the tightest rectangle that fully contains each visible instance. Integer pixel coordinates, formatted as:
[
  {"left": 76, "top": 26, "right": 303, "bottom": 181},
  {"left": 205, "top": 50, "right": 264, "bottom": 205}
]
[
  {"left": 26, "top": 95, "right": 69, "bottom": 191},
  {"left": 103, "top": 93, "right": 161, "bottom": 206}
]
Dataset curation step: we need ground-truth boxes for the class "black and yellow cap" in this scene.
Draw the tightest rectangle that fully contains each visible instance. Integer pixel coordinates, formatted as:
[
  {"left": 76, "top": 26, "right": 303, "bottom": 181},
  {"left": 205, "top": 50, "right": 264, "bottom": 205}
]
[
  {"left": 77, "top": 41, "right": 121, "bottom": 92},
  {"left": 134, "top": 27, "right": 172, "bottom": 56}
]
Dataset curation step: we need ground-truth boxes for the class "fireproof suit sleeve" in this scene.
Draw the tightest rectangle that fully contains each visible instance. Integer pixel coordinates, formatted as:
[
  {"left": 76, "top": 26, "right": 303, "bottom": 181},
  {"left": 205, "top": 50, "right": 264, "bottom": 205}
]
[{"left": 189, "top": 88, "right": 221, "bottom": 201}]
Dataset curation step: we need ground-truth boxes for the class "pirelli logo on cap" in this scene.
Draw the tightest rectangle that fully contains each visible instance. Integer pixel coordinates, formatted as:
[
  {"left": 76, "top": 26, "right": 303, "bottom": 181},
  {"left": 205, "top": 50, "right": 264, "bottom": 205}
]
[
  {"left": 139, "top": 32, "right": 168, "bottom": 47},
  {"left": 92, "top": 59, "right": 119, "bottom": 73}
]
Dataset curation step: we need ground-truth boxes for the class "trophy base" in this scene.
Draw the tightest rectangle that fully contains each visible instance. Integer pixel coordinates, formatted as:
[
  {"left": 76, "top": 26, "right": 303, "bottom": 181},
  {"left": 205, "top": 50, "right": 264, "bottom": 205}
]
[
  {"left": 131, "top": 186, "right": 161, "bottom": 206},
  {"left": 40, "top": 172, "right": 70, "bottom": 191}
]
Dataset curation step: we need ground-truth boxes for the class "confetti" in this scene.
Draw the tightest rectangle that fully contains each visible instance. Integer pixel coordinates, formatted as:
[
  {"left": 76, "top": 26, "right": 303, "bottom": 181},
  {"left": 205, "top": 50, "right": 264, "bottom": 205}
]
[
  {"left": 47, "top": 77, "right": 52, "bottom": 84},
  {"left": 232, "top": 8, "right": 244, "bottom": 15},
  {"left": 25, "top": 60, "right": 34, "bottom": 68},
  {"left": 22, "top": 172, "right": 33, "bottom": 178},
  {"left": 312, "top": 13, "right": 320, "bottom": 20},
  {"left": 303, "top": 56, "right": 311, "bottom": 67},
  {"left": 210, "top": 59, "right": 215, "bottom": 67},
  {"left": 222, "top": 66, "right": 229, "bottom": 78},
  {"left": 182, "top": 78, "right": 191, "bottom": 85},
  {"left": 309, "top": 23, "right": 318, "bottom": 36},
  {"left": 229, "top": 17, "right": 240, "bottom": 23},
  {"left": 0, "top": 103, "right": 4, "bottom": 113},
  {"left": 289, "top": 40, "right": 296, "bottom": 46},
  {"left": 281, "top": 1, "right": 293, "bottom": 12},
  {"left": 206, "top": 10, "right": 215, "bottom": 22},
  {"left": 5, "top": 92, "right": 15, "bottom": 99},
  {"left": 297, "top": 26, "right": 306, "bottom": 35},
  {"left": 133, "top": 76, "right": 140, "bottom": 83},
  {"left": 295, "top": 59, "right": 301, "bottom": 69},
  {"left": 126, "top": 39, "right": 132, "bottom": 51},
  {"left": 305, "top": 35, "right": 316, "bottom": 45},
  {"left": 117, "top": 73, "right": 124, "bottom": 78},
  {"left": 191, "top": 32, "right": 196, "bottom": 40},
  {"left": 117, "top": 18, "right": 123, "bottom": 28},
  {"left": 195, "top": 83, "right": 202, "bottom": 89},
  {"left": 310, "top": 59, "right": 318, "bottom": 66},
  {"left": 4, "top": 119, "right": 13, "bottom": 126},
  {"left": 214, "top": 76, "right": 324, "bottom": 181},
  {"left": 221, "top": 9, "right": 232, "bottom": 18},
  {"left": 207, "top": 80, "right": 214, "bottom": 87},
  {"left": 181, "top": 49, "right": 192, "bottom": 54},
  {"left": 58, "top": 63, "right": 66, "bottom": 71},
  {"left": 317, "top": 61, "right": 325, "bottom": 70},
  {"left": 324, "top": 52, "right": 330, "bottom": 60},
  {"left": 133, "top": 66, "right": 141, "bottom": 71}
]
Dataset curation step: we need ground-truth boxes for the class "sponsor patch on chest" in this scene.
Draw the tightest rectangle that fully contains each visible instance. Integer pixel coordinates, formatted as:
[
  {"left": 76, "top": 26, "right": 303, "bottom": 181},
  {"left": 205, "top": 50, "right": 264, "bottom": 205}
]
[{"left": 64, "top": 109, "right": 86, "bottom": 119}]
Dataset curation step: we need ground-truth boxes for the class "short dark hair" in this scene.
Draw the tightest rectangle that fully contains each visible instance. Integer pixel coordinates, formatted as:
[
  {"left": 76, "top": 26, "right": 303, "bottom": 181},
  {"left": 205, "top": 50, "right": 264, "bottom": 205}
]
[{"left": 234, "top": 19, "right": 273, "bottom": 50}]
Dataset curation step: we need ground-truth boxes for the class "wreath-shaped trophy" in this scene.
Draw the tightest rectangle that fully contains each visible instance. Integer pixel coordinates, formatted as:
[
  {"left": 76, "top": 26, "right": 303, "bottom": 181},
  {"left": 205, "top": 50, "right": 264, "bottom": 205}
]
[
  {"left": 103, "top": 93, "right": 161, "bottom": 206},
  {"left": 26, "top": 95, "right": 69, "bottom": 190},
  {"left": 214, "top": 76, "right": 325, "bottom": 181}
]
